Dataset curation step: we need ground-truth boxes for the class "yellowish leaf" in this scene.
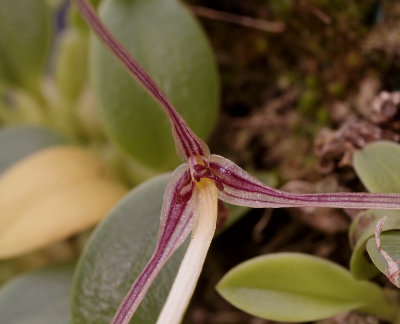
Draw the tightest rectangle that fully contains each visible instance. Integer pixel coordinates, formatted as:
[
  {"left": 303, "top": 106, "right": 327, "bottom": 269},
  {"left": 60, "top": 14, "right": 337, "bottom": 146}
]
[{"left": 0, "top": 146, "right": 128, "bottom": 258}]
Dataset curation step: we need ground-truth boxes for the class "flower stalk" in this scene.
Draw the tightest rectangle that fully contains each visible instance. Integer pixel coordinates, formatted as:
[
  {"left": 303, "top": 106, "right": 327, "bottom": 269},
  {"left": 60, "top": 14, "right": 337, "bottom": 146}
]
[{"left": 72, "top": 1, "right": 400, "bottom": 323}]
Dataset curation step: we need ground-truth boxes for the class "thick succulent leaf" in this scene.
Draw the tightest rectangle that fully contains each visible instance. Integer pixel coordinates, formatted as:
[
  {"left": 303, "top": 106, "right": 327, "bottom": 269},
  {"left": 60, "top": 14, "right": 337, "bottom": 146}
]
[
  {"left": 216, "top": 253, "right": 396, "bottom": 322},
  {"left": 0, "top": 263, "right": 74, "bottom": 324},
  {"left": 0, "top": 88, "right": 47, "bottom": 124},
  {"left": 0, "top": 146, "right": 128, "bottom": 258},
  {"left": 350, "top": 141, "right": 400, "bottom": 279},
  {"left": 353, "top": 141, "right": 400, "bottom": 193},
  {"left": 367, "top": 230, "right": 400, "bottom": 286},
  {"left": 69, "top": 0, "right": 101, "bottom": 32},
  {"left": 55, "top": 29, "right": 88, "bottom": 101},
  {"left": 71, "top": 174, "right": 190, "bottom": 324},
  {"left": 350, "top": 211, "right": 400, "bottom": 279},
  {"left": 0, "top": 125, "right": 66, "bottom": 174},
  {"left": 349, "top": 210, "right": 381, "bottom": 249},
  {"left": 210, "top": 154, "right": 400, "bottom": 209},
  {"left": 348, "top": 210, "right": 382, "bottom": 279},
  {"left": 74, "top": 0, "right": 210, "bottom": 164},
  {"left": 0, "top": 0, "right": 52, "bottom": 90},
  {"left": 91, "top": 0, "right": 219, "bottom": 170}
]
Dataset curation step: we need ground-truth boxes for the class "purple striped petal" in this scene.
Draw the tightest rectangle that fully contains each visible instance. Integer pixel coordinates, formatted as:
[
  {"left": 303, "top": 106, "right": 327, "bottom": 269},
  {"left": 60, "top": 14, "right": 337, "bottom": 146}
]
[
  {"left": 210, "top": 154, "right": 400, "bottom": 210},
  {"left": 112, "top": 165, "right": 195, "bottom": 324},
  {"left": 73, "top": 0, "right": 210, "bottom": 161}
]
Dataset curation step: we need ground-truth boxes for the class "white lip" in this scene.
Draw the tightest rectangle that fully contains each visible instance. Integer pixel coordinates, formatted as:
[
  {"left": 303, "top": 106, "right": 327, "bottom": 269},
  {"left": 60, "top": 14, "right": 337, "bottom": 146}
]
[{"left": 157, "top": 179, "right": 218, "bottom": 324}]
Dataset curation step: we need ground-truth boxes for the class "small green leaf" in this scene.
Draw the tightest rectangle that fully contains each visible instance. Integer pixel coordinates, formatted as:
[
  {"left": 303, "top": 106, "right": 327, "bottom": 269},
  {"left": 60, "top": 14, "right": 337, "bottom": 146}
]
[
  {"left": 353, "top": 141, "right": 400, "bottom": 193},
  {"left": 55, "top": 29, "right": 88, "bottom": 101},
  {"left": 0, "top": 88, "right": 47, "bottom": 124},
  {"left": 350, "top": 211, "right": 400, "bottom": 280},
  {"left": 367, "top": 230, "right": 400, "bottom": 286},
  {"left": 71, "top": 174, "right": 188, "bottom": 324},
  {"left": 0, "top": 0, "right": 52, "bottom": 90},
  {"left": 0, "top": 126, "right": 66, "bottom": 174},
  {"left": 68, "top": 0, "right": 101, "bottom": 32},
  {"left": 91, "top": 0, "right": 219, "bottom": 170},
  {"left": 0, "top": 263, "right": 74, "bottom": 324},
  {"left": 348, "top": 210, "right": 380, "bottom": 248},
  {"left": 217, "top": 253, "right": 396, "bottom": 322},
  {"left": 350, "top": 141, "right": 400, "bottom": 279},
  {"left": 349, "top": 210, "right": 382, "bottom": 279}
]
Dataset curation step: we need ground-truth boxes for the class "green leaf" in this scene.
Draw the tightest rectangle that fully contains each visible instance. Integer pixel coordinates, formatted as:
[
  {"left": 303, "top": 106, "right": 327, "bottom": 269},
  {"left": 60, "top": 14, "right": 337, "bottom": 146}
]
[
  {"left": 0, "top": 0, "right": 52, "bottom": 91},
  {"left": 91, "top": 0, "right": 219, "bottom": 170},
  {"left": 0, "top": 263, "right": 74, "bottom": 324},
  {"left": 71, "top": 174, "right": 189, "bottom": 324},
  {"left": 367, "top": 230, "right": 400, "bottom": 286},
  {"left": 350, "top": 141, "right": 400, "bottom": 279},
  {"left": 349, "top": 210, "right": 383, "bottom": 279},
  {"left": 68, "top": 0, "right": 101, "bottom": 32},
  {"left": 353, "top": 141, "right": 400, "bottom": 193},
  {"left": 55, "top": 29, "right": 88, "bottom": 101},
  {"left": 216, "top": 253, "right": 396, "bottom": 322},
  {"left": 0, "top": 126, "right": 66, "bottom": 174},
  {"left": 349, "top": 211, "right": 400, "bottom": 280}
]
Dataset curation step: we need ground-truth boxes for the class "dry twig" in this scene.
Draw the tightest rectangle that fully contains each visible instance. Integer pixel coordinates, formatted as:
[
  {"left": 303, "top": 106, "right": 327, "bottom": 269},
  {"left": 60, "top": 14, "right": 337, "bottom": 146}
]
[{"left": 191, "top": 6, "right": 285, "bottom": 33}]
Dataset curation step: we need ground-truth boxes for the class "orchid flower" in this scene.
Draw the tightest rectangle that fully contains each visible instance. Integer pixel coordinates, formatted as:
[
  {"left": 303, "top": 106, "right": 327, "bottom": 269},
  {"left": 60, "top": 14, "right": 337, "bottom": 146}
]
[{"left": 73, "top": 1, "right": 400, "bottom": 323}]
